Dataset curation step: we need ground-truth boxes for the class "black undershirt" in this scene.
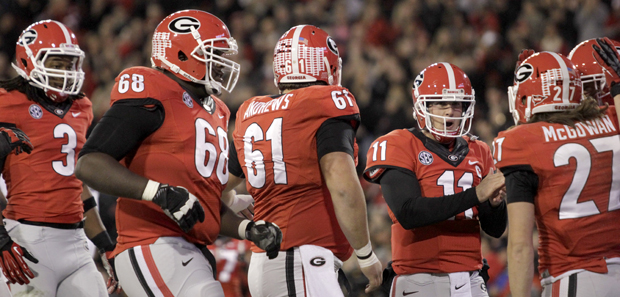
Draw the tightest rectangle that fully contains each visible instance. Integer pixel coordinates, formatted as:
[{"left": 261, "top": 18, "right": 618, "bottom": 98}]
[
  {"left": 502, "top": 165, "right": 539, "bottom": 204},
  {"left": 79, "top": 99, "right": 164, "bottom": 160},
  {"left": 228, "top": 117, "right": 358, "bottom": 178},
  {"left": 378, "top": 167, "right": 507, "bottom": 238}
]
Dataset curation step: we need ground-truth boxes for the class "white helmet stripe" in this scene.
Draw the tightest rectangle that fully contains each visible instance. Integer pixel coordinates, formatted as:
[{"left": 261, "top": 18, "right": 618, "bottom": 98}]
[
  {"left": 290, "top": 25, "right": 306, "bottom": 74},
  {"left": 51, "top": 20, "right": 73, "bottom": 44},
  {"left": 549, "top": 52, "right": 570, "bottom": 103},
  {"left": 441, "top": 62, "right": 456, "bottom": 89}
]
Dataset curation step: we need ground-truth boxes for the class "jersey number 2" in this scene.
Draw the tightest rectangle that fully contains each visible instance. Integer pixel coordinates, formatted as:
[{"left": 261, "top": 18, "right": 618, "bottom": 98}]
[{"left": 556, "top": 135, "right": 620, "bottom": 219}]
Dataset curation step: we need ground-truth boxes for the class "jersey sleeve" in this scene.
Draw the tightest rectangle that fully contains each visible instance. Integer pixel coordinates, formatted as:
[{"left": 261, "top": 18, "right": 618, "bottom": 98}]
[
  {"left": 478, "top": 140, "right": 496, "bottom": 177},
  {"left": 493, "top": 128, "right": 534, "bottom": 172},
  {"left": 297, "top": 85, "right": 361, "bottom": 129},
  {"left": 110, "top": 67, "right": 171, "bottom": 106},
  {"left": 363, "top": 131, "right": 416, "bottom": 183}
]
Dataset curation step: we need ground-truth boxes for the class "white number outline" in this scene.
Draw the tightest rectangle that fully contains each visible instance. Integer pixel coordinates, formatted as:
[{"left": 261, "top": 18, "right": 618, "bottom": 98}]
[
  {"left": 243, "top": 118, "right": 288, "bottom": 188},
  {"left": 437, "top": 170, "right": 474, "bottom": 219},
  {"left": 52, "top": 124, "right": 77, "bottom": 176},
  {"left": 118, "top": 73, "right": 145, "bottom": 94},
  {"left": 557, "top": 135, "right": 620, "bottom": 219},
  {"left": 195, "top": 118, "right": 228, "bottom": 184}
]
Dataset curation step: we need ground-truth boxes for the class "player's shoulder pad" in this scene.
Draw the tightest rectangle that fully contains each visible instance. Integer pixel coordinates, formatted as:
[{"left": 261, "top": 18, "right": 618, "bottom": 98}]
[
  {"left": 111, "top": 67, "right": 176, "bottom": 104},
  {"left": 293, "top": 85, "right": 359, "bottom": 111}
]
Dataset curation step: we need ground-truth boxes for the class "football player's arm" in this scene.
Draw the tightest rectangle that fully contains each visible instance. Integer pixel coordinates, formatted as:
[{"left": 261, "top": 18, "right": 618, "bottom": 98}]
[
  {"left": 75, "top": 101, "right": 164, "bottom": 199},
  {"left": 318, "top": 118, "right": 383, "bottom": 293},
  {"left": 378, "top": 168, "right": 480, "bottom": 229},
  {"left": 477, "top": 198, "right": 507, "bottom": 238},
  {"left": 220, "top": 141, "right": 253, "bottom": 219},
  {"left": 504, "top": 168, "right": 538, "bottom": 297},
  {"left": 81, "top": 185, "right": 120, "bottom": 293}
]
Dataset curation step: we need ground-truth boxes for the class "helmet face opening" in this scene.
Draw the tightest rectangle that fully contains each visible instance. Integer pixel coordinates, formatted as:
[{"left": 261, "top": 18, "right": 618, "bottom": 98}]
[
  {"left": 412, "top": 63, "right": 475, "bottom": 142},
  {"left": 12, "top": 20, "right": 85, "bottom": 102},
  {"left": 568, "top": 38, "right": 615, "bottom": 104},
  {"left": 151, "top": 10, "right": 240, "bottom": 95}
]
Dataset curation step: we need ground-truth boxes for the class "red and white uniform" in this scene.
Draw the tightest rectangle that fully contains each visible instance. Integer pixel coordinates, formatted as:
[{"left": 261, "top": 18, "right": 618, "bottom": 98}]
[
  {"left": 364, "top": 129, "right": 495, "bottom": 275},
  {"left": 0, "top": 90, "right": 92, "bottom": 224},
  {"left": 111, "top": 67, "right": 230, "bottom": 257},
  {"left": 0, "top": 89, "right": 107, "bottom": 296},
  {"left": 494, "top": 107, "right": 620, "bottom": 279},
  {"left": 232, "top": 85, "right": 358, "bottom": 261}
]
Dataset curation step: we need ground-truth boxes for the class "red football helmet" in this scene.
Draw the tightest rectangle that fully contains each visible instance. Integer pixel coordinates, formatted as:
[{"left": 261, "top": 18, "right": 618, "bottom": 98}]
[
  {"left": 412, "top": 63, "right": 475, "bottom": 143},
  {"left": 509, "top": 52, "right": 582, "bottom": 124},
  {"left": 273, "top": 25, "right": 341, "bottom": 87},
  {"left": 151, "top": 10, "right": 240, "bottom": 95},
  {"left": 568, "top": 38, "right": 620, "bottom": 105},
  {"left": 12, "top": 20, "right": 85, "bottom": 102}
]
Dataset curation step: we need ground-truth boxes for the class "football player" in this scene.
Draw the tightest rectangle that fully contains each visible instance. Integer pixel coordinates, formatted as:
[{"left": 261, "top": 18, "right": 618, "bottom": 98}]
[
  {"left": 499, "top": 51, "right": 620, "bottom": 297},
  {"left": 75, "top": 10, "right": 281, "bottom": 297},
  {"left": 225, "top": 25, "right": 383, "bottom": 296},
  {"left": 364, "top": 63, "right": 507, "bottom": 297},
  {"left": 0, "top": 20, "right": 116, "bottom": 296},
  {"left": 568, "top": 38, "right": 620, "bottom": 106}
]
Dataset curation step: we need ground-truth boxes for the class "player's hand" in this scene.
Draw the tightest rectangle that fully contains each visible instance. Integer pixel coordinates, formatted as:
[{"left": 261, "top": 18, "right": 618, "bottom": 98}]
[
  {"left": 151, "top": 184, "right": 205, "bottom": 233},
  {"left": 99, "top": 248, "right": 121, "bottom": 294},
  {"left": 515, "top": 49, "right": 536, "bottom": 69},
  {"left": 489, "top": 187, "right": 506, "bottom": 207},
  {"left": 593, "top": 38, "right": 620, "bottom": 88},
  {"left": 0, "top": 127, "right": 33, "bottom": 159},
  {"left": 357, "top": 250, "right": 383, "bottom": 293},
  {"left": 0, "top": 225, "right": 38, "bottom": 285},
  {"left": 228, "top": 194, "right": 254, "bottom": 220},
  {"left": 245, "top": 220, "right": 282, "bottom": 259},
  {"left": 476, "top": 169, "right": 505, "bottom": 203}
]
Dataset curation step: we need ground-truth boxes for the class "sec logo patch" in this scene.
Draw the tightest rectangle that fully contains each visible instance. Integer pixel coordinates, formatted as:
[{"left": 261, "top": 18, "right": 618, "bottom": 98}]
[
  {"left": 29, "top": 104, "right": 43, "bottom": 119},
  {"left": 418, "top": 151, "right": 433, "bottom": 165}
]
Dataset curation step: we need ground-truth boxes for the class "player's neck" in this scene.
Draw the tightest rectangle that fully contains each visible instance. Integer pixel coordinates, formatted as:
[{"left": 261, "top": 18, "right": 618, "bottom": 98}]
[{"left": 159, "top": 68, "right": 209, "bottom": 99}]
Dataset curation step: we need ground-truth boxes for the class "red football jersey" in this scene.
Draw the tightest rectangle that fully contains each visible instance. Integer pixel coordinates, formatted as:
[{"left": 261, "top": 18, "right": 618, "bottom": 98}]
[
  {"left": 232, "top": 85, "right": 359, "bottom": 261},
  {"left": 0, "top": 90, "right": 92, "bottom": 224},
  {"left": 494, "top": 107, "right": 620, "bottom": 278},
  {"left": 110, "top": 67, "right": 230, "bottom": 256},
  {"left": 364, "top": 128, "right": 495, "bottom": 274}
]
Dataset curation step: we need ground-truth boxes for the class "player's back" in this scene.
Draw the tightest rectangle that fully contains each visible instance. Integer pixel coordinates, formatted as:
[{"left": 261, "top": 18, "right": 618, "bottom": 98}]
[
  {"left": 232, "top": 85, "right": 359, "bottom": 260},
  {"left": 494, "top": 107, "right": 620, "bottom": 277}
]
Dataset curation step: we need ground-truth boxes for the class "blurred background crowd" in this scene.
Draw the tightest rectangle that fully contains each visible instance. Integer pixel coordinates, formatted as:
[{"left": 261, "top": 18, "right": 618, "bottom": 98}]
[{"left": 1, "top": 0, "right": 620, "bottom": 296}]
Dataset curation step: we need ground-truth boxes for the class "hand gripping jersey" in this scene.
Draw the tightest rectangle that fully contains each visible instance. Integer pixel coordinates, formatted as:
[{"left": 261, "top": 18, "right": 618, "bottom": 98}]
[
  {"left": 364, "top": 128, "right": 495, "bottom": 274},
  {"left": 110, "top": 67, "right": 230, "bottom": 256},
  {"left": 493, "top": 107, "right": 620, "bottom": 278},
  {"left": 0, "top": 89, "right": 92, "bottom": 224},
  {"left": 232, "top": 85, "right": 359, "bottom": 261}
]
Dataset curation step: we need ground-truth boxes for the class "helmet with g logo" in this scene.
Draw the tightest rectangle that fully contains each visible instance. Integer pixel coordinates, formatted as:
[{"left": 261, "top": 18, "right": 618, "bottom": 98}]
[{"left": 151, "top": 10, "right": 240, "bottom": 95}]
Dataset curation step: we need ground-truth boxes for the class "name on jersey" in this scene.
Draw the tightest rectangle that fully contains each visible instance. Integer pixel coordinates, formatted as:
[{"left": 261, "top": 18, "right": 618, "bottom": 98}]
[
  {"left": 243, "top": 93, "right": 292, "bottom": 119},
  {"left": 542, "top": 115, "right": 617, "bottom": 142}
]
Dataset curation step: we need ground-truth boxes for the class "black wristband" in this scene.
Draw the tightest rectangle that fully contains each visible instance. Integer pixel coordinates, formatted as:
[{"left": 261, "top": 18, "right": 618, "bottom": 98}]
[
  {"left": 611, "top": 82, "right": 620, "bottom": 98},
  {"left": 91, "top": 231, "right": 115, "bottom": 252},
  {"left": 82, "top": 196, "right": 97, "bottom": 213}
]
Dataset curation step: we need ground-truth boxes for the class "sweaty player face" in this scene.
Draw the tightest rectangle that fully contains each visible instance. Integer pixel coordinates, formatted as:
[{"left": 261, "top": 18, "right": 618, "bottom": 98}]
[{"left": 427, "top": 101, "right": 463, "bottom": 130}]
